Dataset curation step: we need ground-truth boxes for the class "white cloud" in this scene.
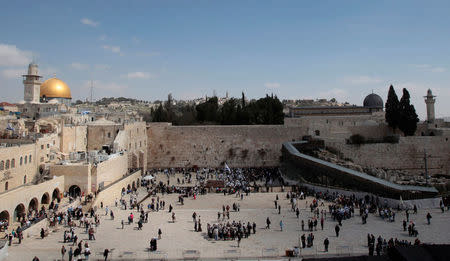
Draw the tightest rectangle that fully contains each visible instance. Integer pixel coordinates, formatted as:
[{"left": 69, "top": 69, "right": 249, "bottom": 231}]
[
  {"left": 1, "top": 68, "right": 24, "bottom": 79},
  {"left": 124, "top": 72, "right": 156, "bottom": 79},
  {"left": 0, "top": 44, "right": 32, "bottom": 67},
  {"left": 413, "top": 64, "right": 446, "bottom": 73},
  {"left": 264, "top": 82, "right": 280, "bottom": 89},
  {"left": 81, "top": 18, "right": 99, "bottom": 27},
  {"left": 70, "top": 62, "right": 89, "bottom": 70},
  {"left": 343, "top": 76, "right": 382, "bottom": 85},
  {"left": 102, "top": 45, "right": 121, "bottom": 54}
]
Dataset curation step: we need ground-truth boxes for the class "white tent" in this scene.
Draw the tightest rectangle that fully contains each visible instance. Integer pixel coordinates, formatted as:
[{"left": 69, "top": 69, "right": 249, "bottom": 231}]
[{"left": 143, "top": 175, "right": 154, "bottom": 181}]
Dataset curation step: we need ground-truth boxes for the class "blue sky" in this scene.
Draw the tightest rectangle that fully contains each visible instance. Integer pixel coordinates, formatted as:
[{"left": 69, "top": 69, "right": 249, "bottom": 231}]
[{"left": 1, "top": 0, "right": 449, "bottom": 119}]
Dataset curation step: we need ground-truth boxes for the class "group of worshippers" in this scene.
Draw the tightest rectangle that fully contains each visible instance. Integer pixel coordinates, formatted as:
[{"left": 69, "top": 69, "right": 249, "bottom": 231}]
[
  {"left": 206, "top": 220, "right": 256, "bottom": 242},
  {"left": 367, "top": 233, "right": 421, "bottom": 256}
]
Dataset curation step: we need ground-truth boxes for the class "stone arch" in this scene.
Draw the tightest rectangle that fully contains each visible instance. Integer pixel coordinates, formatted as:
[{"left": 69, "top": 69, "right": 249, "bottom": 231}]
[
  {"left": 132, "top": 181, "right": 136, "bottom": 190},
  {"left": 52, "top": 188, "right": 61, "bottom": 200},
  {"left": 14, "top": 204, "right": 25, "bottom": 222},
  {"left": 24, "top": 175, "right": 27, "bottom": 184},
  {"left": 28, "top": 197, "right": 39, "bottom": 212},
  {"left": 11, "top": 158, "right": 15, "bottom": 168},
  {"left": 69, "top": 185, "right": 81, "bottom": 197},
  {"left": 41, "top": 192, "right": 50, "bottom": 204},
  {"left": 127, "top": 184, "right": 131, "bottom": 190},
  {"left": 0, "top": 210, "right": 9, "bottom": 223}
]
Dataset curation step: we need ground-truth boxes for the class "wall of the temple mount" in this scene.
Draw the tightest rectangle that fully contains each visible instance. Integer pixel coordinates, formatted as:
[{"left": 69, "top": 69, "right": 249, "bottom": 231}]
[
  {"left": 326, "top": 136, "right": 450, "bottom": 176},
  {"left": 146, "top": 123, "right": 306, "bottom": 168}
]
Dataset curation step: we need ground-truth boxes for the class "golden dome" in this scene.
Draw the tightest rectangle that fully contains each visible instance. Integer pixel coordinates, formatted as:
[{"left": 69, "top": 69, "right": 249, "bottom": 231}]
[{"left": 40, "top": 78, "right": 72, "bottom": 99}]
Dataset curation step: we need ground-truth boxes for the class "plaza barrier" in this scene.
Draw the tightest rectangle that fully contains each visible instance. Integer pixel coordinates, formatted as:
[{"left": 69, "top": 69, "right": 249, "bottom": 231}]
[
  {"left": 224, "top": 249, "right": 241, "bottom": 259},
  {"left": 262, "top": 247, "right": 279, "bottom": 257},
  {"left": 336, "top": 245, "right": 352, "bottom": 256},
  {"left": 182, "top": 249, "right": 200, "bottom": 260},
  {"left": 147, "top": 250, "right": 168, "bottom": 260},
  {"left": 117, "top": 250, "right": 136, "bottom": 260}
]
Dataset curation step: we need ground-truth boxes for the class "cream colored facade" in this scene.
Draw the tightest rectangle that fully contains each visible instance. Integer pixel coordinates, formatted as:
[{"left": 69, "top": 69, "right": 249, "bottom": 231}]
[{"left": 0, "top": 143, "right": 37, "bottom": 193}]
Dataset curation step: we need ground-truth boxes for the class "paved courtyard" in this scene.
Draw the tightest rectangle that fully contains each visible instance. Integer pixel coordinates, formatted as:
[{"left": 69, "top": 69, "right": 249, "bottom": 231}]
[{"left": 6, "top": 188, "right": 450, "bottom": 260}]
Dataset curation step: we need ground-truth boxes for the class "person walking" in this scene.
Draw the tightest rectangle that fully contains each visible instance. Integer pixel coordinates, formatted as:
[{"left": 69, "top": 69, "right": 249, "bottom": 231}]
[
  {"left": 158, "top": 228, "right": 162, "bottom": 239},
  {"left": 324, "top": 238, "right": 329, "bottom": 252},
  {"left": 103, "top": 249, "right": 109, "bottom": 261},
  {"left": 278, "top": 205, "right": 281, "bottom": 214},
  {"left": 68, "top": 247, "right": 73, "bottom": 261},
  {"left": 280, "top": 220, "right": 284, "bottom": 231},
  {"left": 426, "top": 212, "right": 432, "bottom": 225},
  {"left": 266, "top": 217, "right": 271, "bottom": 229},
  {"left": 61, "top": 245, "right": 66, "bottom": 260},
  {"left": 335, "top": 224, "right": 340, "bottom": 237}
]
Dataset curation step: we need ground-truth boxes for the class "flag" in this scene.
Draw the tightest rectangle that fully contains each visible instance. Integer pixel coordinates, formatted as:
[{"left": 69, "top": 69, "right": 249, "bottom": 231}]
[{"left": 224, "top": 163, "right": 231, "bottom": 172}]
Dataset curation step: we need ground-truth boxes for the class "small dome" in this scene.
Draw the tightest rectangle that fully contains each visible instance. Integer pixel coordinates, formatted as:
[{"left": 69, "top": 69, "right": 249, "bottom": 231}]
[
  {"left": 363, "top": 93, "right": 383, "bottom": 108},
  {"left": 40, "top": 78, "right": 72, "bottom": 99}
]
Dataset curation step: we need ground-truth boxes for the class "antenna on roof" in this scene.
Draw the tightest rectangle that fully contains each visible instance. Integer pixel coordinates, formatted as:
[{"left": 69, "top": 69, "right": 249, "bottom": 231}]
[{"left": 90, "top": 80, "right": 94, "bottom": 103}]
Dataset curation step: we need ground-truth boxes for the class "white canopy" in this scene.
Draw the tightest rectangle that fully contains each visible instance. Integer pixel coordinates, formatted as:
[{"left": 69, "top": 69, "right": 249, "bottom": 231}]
[{"left": 143, "top": 175, "right": 154, "bottom": 181}]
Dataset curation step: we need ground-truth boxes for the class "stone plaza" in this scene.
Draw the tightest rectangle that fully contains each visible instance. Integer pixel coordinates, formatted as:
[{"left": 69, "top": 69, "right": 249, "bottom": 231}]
[{"left": 6, "top": 174, "right": 450, "bottom": 260}]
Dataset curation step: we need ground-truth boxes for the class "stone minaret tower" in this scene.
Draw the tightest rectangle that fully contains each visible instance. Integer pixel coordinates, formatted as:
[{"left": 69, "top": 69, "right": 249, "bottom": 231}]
[
  {"left": 424, "top": 89, "right": 436, "bottom": 123},
  {"left": 23, "top": 63, "right": 42, "bottom": 103}
]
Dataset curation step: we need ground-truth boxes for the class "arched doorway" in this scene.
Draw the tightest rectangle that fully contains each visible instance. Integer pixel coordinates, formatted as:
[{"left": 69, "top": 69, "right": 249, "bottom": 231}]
[
  {"left": 41, "top": 193, "right": 50, "bottom": 204},
  {"left": 69, "top": 185, "right": 81, "bottom": 197},
  {"left": 14, "top": 204, "right": 25, "bottom": 222},
  {"left": 0, "top": 210, "right": 9, "bottom": 223},
  {"left": 52, "top": 188, "right": 61, "bottom": 201},
  {"left": 121, "top": 187, "right": 125, "bottom": 193},
  {"left": 28, "top": 198, "right": 39, "bottom": 213},
  {"left": 127, "top": 184, "right": 131, "bottom": 191},
  {"left": 132, "top": 181, "right": 136, "bottom": 190}
]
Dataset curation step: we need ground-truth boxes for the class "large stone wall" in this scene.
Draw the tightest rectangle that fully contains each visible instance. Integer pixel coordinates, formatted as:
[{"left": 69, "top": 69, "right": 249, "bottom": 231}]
[
  {"left": 93, "top": 170, "right": 141, "bottom": 208},
  {"left": 60, "top": 125, "right": 87, "bottom": 153},
  {"left": 50, "top": 164, "right": 91, "bottom": 194},
  {"left": 327, "top": 136, "right": 450, "bottom": 176},
  {"left": 147, "top": 123, "right": 306, "bottom": 168},
  {"left": 0, "top": 143, "right": 37, "bottom": 193}
]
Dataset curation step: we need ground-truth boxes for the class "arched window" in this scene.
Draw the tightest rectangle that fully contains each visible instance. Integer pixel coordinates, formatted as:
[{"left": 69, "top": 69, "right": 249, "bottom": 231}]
[
  {"left": 24, "top": 175, "right": 27, "bottom": 184},
  {"left": 24, "top": 156, "right": 27, "bottom": 164},
  {"left": 4, "top": 182, "right": 8, "bottom": 191},
  {"left": 0, "top": 161, "right": 4, "bottom": 170},
  {"left": 5, "top": 160, "right": 10, "bottom": 169},
  {"left": 315, "top": 130, "right": 321, "bottom": 136},
  {"left": 11, "top": 159, "right": 15, "bottom": 168},
  {"left": 20, "top": 157, "right": 23, "bottom": 166},
  {"left": 29, "top": 155, "right": 32, "bottom": 163},
  {"left": 107, "top": 132, "right": 111, "bottom": 138}
]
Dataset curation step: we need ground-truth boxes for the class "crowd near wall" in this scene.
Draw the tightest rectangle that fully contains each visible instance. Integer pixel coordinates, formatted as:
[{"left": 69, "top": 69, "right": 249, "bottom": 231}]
[{"left": 146, "top": 123, "right": 306, "bottom": 168}]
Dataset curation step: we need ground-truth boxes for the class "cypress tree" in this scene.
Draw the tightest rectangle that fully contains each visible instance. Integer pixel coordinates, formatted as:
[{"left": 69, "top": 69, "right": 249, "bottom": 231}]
[
  {"left": 398, "top": 88, "right": 419, "bottom": 136},
  {"left": 385, "top": 85, "right": 400, "bottom": 130}
]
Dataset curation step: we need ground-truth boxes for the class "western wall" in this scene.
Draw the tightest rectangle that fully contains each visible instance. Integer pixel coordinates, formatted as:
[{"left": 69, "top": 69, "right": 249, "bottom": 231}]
[{"left": 146, "top": 123, "right": 307, "bottom": 168}]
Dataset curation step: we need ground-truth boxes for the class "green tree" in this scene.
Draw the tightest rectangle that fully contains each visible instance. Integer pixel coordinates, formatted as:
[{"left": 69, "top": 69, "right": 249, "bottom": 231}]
[
  {"left": 398, "top": 88, "right": 419, "bottom": 136},
  {"left": 385, "top": 85, "right": 400, "bottom": 130}
]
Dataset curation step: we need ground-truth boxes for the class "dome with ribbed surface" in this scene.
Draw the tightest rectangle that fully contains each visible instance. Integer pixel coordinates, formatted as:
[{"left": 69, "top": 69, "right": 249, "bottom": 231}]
[{"left": 363, "top": 93, "right": 383, "bottom": 108}]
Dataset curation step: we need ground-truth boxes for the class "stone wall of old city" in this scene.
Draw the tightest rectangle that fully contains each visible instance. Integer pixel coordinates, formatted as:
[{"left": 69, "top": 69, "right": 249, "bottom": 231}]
[
  {"left": 146, "top": 123, "right": 306, "bottom": 168},
  {"left": 0, "top": 143, "right": 37, "bottom": 193},
  {"left": 327, "top": 136, "right": 450, "bottom": 176}
]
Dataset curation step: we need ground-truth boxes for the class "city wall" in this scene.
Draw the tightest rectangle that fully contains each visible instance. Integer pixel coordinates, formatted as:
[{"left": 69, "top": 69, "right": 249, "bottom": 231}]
[{"left": 147, "top": 123, "right": 306, "bottom": 168}]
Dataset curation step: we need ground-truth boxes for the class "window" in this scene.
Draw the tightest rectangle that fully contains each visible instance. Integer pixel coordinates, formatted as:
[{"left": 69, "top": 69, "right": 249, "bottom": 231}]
[
  {"left": 24, "top": 156, "right": 27, "bottom": 164},
  {"left": 24, "top": 175, "right": 27, "bottom": 184},
  {"left": 29, "top": 155, "right": 32, "bottom": 163},
  {"left": 20, "top": 157, "right": 23, "bottom": 166},
  {"left": 4, "top": 182, "right": 7, "bottom": 191},
  {"left": 5, "top": 160, "right": 9, "bottom": 169},
  {"left": 47, "top": 144, "right": 49, "bottom": 148},
  {"left": 107, "top": 132, "right": 111, "bottom": 138},
  {"left": 0, "top": 161, "right": 3, "bottom": 170},
  {"left": 315, "top": 130, "right": 320, "bottom": 136},
  {"left": 53, "top": 140, "right": 55, "bottom": 145},
  {"left": 140, "top": 141, "right": 142, "bottom": 148},
  {"left": 11, "top": 159, "right": 15, "bottom": 168},
  {"left": 41, "top": 145, "right": 44, "bottom": 150}
]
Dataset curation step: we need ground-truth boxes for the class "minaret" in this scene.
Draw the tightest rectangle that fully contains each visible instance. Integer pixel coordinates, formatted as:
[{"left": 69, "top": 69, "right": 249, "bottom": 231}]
[
  {"left": 424, "top": 89, "right": 436, "bottom": 123},
  {"left": 22, "top": 63, "right": 42, "bottom": 103}
]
